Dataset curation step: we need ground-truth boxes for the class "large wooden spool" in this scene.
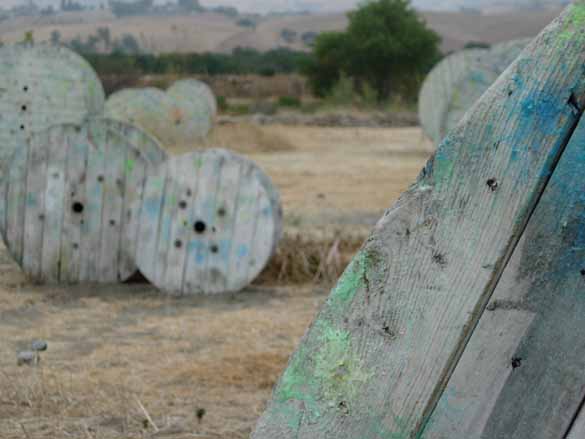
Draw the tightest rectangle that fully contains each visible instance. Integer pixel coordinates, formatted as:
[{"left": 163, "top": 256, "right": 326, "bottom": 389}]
[
  {"left": 0, "top": 43, "right": 105, "bottom": 177},
  {"left": 418, "top": 49, "right": 487, "bottom": 145},
  {"left": 168, "top": 79, "right": 218, "bottom": 119},
  {"left": 105, "top": 85, "right": 213, "bottom": 146},
  {"left": 136, "top": 149, "right": 282, "bottom": 295},
  {"left": 0, "top": 118, "right": 166, "bottom": 284},
  {"left": 253, "top": 4, "right": 585, "bottom": 439}
]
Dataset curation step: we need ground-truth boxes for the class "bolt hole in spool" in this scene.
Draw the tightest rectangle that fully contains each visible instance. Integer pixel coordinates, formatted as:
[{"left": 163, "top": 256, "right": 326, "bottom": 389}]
[
  {"left": 487, "top": 178, "right": 499, "bottom": 191},
  {"left": 217, "top": 207, "right": 226, "bottom": 217},
  {"left": 175, "top": 239, "right": 183, "bottom": 249},
  {"left": 21, "top": 105, "right": 27, "bottom": 112},
  {"left": 194, "top": 220, "right": 206, "bottom": 234},
  {"left": 20, "top": 125, "right": 25, "bottom": 131},
  {"left": 179, "top": 200, "right": 187, "bottom": 209},
  {"left": 72, "top": 202, "right": 84, "bottom": 214},
  {"left": 23, "top": 85, "right": 29, "bottom": 92},
  {"left": 580, "top": 269, "right": 585, "bottom": 277},
  {"left": 210, "top": 244, "right": 219, "bottom": 254}
]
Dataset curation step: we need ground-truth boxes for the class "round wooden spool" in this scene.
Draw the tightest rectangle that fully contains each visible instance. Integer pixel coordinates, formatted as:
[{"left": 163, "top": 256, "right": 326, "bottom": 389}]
[
  {"left": 444, "top": 39, "right": 530, "bottom": 137},
  {"left": 0, "top": 43, "right": 105, "bottom": 178},
  {"left": 105, "top": 86, "right": 213, "bottom": 146},
  {"left": 418, "top": 49, "right": 487, "bottom": 145},
  {"left": 168, "top": 79, "right": 218, "bottom": 119},
  {"left": 136, "top": 149, "right": 283, "bottom": 295},
  {"left": 0, "top": 118, "right": 167, "bottom": 284}
]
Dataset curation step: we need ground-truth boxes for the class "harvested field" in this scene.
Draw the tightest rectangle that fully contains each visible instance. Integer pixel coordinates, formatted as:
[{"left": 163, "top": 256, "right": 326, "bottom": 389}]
[{"left": 0, "top": 125, "right": 431, "bottom": 439}]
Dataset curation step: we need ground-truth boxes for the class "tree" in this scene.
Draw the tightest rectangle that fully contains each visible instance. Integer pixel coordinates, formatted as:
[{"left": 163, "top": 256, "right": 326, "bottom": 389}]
[
  {"left": 302, "top": 32, "right": 349, "bottom": 98},
  {"left": 305, "top": 0, "right": 440, "bottom": 101}
]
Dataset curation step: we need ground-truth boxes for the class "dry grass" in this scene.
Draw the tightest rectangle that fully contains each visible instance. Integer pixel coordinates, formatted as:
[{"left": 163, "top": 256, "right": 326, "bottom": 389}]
[
  {"left": 195, "top": 123, "right": 296, "bottom": 154},
  {"left": 257, "top": 231, "right": 365, "bottom": 286}
]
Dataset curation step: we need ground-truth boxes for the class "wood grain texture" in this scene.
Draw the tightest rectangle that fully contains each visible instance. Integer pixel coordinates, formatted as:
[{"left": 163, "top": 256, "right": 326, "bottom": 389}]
[
  {"left": 0, "top": 43, "right": 104, "bottom": 179},
  {"left": 252, "top": 4, "right": 585, "bottom": 438},
  {"left": 422, "top": 105, "right": 585, "bottom": 439},
  {"left": 105, "top": 85, "right": 213, "bottom": 146},
  {"left": 136, "top": 149, "right": 282, "bottom": 295},
  {"left": 0, "top": 119, "right": 165, "bottom": 284},
  {"left": 567, "top": 406, "right": 585, "bottom": 439}
]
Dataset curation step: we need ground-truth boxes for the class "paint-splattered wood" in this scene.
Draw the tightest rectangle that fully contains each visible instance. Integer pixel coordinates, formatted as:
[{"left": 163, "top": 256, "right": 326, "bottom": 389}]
[
  {"left": 252, "top": 4, "right": 585, "bottom": 438},
  {"left": 418, "top": 49, "right": 487, "bottom": 145},
  {"left": 0, "top": 119, "right": 166, "bottom": 284},
  {"left": 105, "top": 86, "right": 213, "bottom": 146},
  {"left": 168, "top": 78, "right": 218, "bottom": 119},
  {"left": 0, "top": 43, "right": 104, "bottom": 179},
  {"left": 422, "top": 101, "right": 585, "bottom": 439},
  {"left": 136, "top": 149, "right": 282, "bottom": 295}
]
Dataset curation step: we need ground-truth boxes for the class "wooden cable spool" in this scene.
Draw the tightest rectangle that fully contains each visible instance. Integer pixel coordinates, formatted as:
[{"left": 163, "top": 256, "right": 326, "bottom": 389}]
[
  {"left": 0, "top": 43, "right": 105, "bottom": 178},
  {"left": 136, "top": 149, "right": 282, "bottom": 295},
  {"left": 168, "top": 78, "right": 218, "bottom": 119},
  {"left": 105, "top": 85, "right": 213, "bottom": 146},
  {"left": 0, "top": 118, "right": 166, "bottom": 284}
]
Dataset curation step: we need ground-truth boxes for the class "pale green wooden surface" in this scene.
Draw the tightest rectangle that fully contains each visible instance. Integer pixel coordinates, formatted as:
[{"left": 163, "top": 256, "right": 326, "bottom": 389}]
[
  {"left": 252, "top": 4, "right": 585, "bottom": 438},
  {"left": 137, "top": 149, "right": 282, "bottom": 295}
]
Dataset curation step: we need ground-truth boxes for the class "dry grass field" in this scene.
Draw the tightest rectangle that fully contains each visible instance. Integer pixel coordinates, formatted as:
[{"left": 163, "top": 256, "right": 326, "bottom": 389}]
[
  {"left": 0, "top": 125, "right": 431, "bottom": 439},
  {"left": 0, "top": 8, "right": 560, "bottom": 54}
]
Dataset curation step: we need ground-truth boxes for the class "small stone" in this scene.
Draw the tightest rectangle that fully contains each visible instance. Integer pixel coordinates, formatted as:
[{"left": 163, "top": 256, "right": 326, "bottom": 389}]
[
  {"left": 31, "top": 340, "right": 48, "bottom": 352},
  {"left": 17, "top": 351, "right": 37, "bottom": 366}
]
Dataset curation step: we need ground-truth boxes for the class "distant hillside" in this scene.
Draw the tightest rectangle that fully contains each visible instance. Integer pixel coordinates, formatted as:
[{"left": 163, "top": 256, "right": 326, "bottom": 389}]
[{"left": 0, "top": 8, "right": 562, "bottom": 55}]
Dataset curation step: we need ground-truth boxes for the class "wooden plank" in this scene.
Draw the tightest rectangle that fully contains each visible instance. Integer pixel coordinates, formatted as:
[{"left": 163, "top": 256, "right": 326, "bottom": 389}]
[
  {"left": 136, "top": 149, "right": 282, "bottom": 295},
  {"left": 59, "top": 127, "right": 88, "bottom": 283},
  {"left": 0, "top": 43, "right": 104, "bottom": 180},
  {"left": 1, "top": 119, "right": 165, "bottom": 284},
  {"left": 40, "top": 126, "right": 67, "bottom": 283},
  {"left": 252, "top": 5, "right": 585, "bottom": 438},
  {"left": 567, "top": 405, "right": 585, "bottom": 439},
  {"left": 422, "top": 110, "right": 585, "bottom": 439}
]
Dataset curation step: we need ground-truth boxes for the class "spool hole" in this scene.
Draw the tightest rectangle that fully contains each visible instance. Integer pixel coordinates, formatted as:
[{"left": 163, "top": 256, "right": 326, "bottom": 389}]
[
  {"left": 194, "top": 221, "right": 206, "bottom": 234},
  {"left": 72, "top": 202, "right": 84, "bottom": 214},
  {"left": 179, "top": 201, "right": 188, "bottom": 209},
  {"left": 210, "top": 244, "right": 219, "bottom": 254}
]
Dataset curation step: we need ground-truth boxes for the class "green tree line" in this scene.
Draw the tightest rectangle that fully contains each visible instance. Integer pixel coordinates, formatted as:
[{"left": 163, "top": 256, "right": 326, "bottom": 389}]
[{"left": 83, "top": 48, "right": 312, "bottom": 77}]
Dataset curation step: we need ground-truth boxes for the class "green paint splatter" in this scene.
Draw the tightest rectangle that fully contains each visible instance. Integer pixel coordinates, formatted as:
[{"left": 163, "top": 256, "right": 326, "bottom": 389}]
[
  {"left": 559, "top": 2, "right": 585, "bottom": 42},
  {"left": 126, "top": 158, "right": 135, "bottom": 173},
  {"left": 328, "top": 251, "right": 367, "bottom": 306}
]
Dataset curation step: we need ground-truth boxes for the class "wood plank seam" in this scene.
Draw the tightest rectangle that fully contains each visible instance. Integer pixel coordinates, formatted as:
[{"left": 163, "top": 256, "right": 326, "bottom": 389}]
[{"left": 418, "top": 90, "right": 585, "bottom": 437}]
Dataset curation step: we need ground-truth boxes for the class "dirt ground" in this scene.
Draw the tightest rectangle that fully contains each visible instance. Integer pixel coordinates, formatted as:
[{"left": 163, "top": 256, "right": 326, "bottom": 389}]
[{"left": 0, "top": 126, "right": 431, "bottom": 439}]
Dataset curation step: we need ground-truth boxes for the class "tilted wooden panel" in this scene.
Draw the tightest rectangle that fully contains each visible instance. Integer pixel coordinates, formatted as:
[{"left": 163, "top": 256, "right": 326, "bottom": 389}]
[
  {"left": 105, "top": 85, "right": 213, "bottom": 146},
  {"left": 252, "top": 4, "right": 585, "bottom": 438},
  {"left": 422, "top": 108, "right": 585, "bottom": 439},
  {"left": 0, "top": 43, "right": 105, "bottom": 179},
  {"left": 0, "top": 118, "right": 166, "bottom": 284},
  {"left": 567, "top": 406, "right": 585, "bottom": 439},
  {"left": 168, "top": 78, "right": 218, "bottom": 119},
  {"left": 136, "top": 149, "right": 282, "bottom": 295}
]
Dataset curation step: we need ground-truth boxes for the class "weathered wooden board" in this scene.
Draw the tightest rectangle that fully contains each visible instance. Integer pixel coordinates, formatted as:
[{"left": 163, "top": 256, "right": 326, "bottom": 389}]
[
  {"left": 105, "top": 85, "right": 213, "bottom": 146},
  {"left": 168, "top": 78, "right": 218, "bottom": 119},
  {"left": 136, "top": 149, "right": 282, "bottom": 295},
  {"left": 444, "top": 39, "right": 530, "bottom": 138},
  {"left": 418, "top": 49, "right": 487, "bottom": 145},
  {"left": 567, "top": 406, "right": 585, "bottom": 439},
  {"left": 421, "top": 104, "right": 585, "bottom": 439},
  {"left": 252, "top": 4, "right": 585, "bottom": 438},
  {"left": 0, "top": 43, "right": 105, "bottom": 179},
  {"left": 0, "top": 119, "right": 166, "bottom": 284}
]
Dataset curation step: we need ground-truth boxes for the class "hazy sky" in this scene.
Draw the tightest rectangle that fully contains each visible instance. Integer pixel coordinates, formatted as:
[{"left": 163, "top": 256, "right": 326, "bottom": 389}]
[{"left": 1, "top": 0, "right": 567, "bottom": 13}]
